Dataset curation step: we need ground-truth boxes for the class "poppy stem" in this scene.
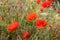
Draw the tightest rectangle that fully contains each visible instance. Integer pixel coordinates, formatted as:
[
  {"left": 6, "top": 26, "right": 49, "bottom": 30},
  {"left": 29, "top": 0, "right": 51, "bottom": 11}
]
[{"left": 8, "top": 32, "right": 12, "bottom": 40}]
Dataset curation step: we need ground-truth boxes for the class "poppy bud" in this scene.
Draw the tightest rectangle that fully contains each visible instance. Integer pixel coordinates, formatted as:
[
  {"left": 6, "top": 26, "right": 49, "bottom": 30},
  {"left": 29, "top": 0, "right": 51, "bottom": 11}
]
[{"left": 23, "top": 32, "right": 30, "bottom": 39}]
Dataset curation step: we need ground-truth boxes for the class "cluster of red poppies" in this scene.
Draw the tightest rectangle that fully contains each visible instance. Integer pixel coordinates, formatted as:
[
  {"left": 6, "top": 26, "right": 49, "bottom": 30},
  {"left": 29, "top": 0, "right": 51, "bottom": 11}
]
[
  {"left": 7, "top": 12, "right": 47, "bottom": 40},
  {"left": 4, "top": 0, "right": 60, "bottom": 40},
  {"left": 37, "top": 0, "right": 55, "bottom": 12}
]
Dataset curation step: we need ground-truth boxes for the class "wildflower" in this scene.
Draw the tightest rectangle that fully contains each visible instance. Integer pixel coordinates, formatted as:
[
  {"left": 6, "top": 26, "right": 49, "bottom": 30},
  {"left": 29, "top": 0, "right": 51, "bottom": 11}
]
[
  {"left": 36, "top": 20, "right": 47, "bottom": 29},
  {"left": 17, "top": 0, "right": 20, "bottom": 5},
  {"left": 49, "top": 25, "right": 54, "bottom": 30},
  {"left": 3, "top": 1, "right": 7, "bottom": 6},
  {"left": 58, "top": 25, "right": 60, "bottom": 29},
  {"left": 37, "top": 0, "right": 41, "bottom": 4},
  {"left": 26, "top": 12, "right": 39, "bottom": 22},
  {"left": 42, "top": 1, "right": 51, "bottom": 8},
  {"left": 1, "top": 16, "right": 4, "bottom": 21},
  {"left": 55, "top": 14, "right": 60, "bottom": 20},
  {"left": 8, "top": 22, "right": 19, "bottom": 32},
  {"left": 40, "top": 7, "right": 44, "bottom": 12},
  {"left": 57, "top": 10, "right": 60, "bottom": 13},
  {"left": 55, "top": 30, "right": 59, "bottom": 34},
  {"left": 49, "top": 0, "right": 55, "bottom": 3},
  {"left": 23, "top": 32, "right": 30, "bottom": 40},
  {"left": 0, "top": 16, "right": 4, "bottom": 21},
  {"left": 40, "top": 12, "right": 48, "bottom": 16}
]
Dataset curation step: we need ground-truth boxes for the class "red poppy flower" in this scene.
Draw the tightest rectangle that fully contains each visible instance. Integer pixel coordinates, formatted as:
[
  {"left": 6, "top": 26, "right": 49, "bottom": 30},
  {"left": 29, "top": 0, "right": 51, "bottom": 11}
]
[
  {"left": 49, "top": 0, "right": 55, "bottom": 3},
  {"left": 8, "top": 22, "right": 19, "bottom": 32},
  {"left": 36, "top": 20, "right": 47, "bottom": 29},
  {"left": 42, "top": 1, "right": 51, "bottom": 8},
  {"left": 26, "top": 12, "right": 39, "bottom": 22},
  {"left": 58, "top": 10, "right": 60, "bottom": 13},
  {"left": 37, "top": 0, "right": 41, "bottom": 4},
  {"left": 23, "top": 32, "right": 30, "bottom": 39}
]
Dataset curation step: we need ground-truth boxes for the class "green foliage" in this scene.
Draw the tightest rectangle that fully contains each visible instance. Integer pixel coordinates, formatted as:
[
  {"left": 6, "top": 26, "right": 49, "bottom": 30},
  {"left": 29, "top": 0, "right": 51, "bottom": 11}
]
[{"left": 0, "top": 0, "right": 60, "bottom": 40}]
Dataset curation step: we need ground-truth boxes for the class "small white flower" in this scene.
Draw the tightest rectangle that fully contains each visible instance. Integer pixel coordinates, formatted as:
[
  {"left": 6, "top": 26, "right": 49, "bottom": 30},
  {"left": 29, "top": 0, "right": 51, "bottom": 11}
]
[
  {"left": 25, "top": 7, "right": 28, "bottom": 11},
  {"left": 40, "top": 12, "right": 48, "bottom": 16},
  {"left": 55, "top": 14, "right": 60, "bottom": 20},
  {"left": 55, "top": 14, "right": 60, "bottom": 25},
  {"left": 49, "top": 7, "right": 53, "bottom": 11}
]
